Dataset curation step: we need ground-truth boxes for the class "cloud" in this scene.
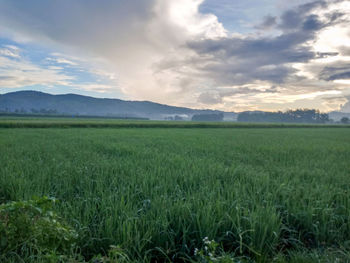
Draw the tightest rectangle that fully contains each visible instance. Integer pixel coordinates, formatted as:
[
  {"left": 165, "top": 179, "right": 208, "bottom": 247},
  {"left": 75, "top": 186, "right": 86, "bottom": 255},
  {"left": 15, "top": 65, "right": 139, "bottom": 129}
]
[
  {"left": 73, "top": 83, "right": 116, "bottom": 93},
  {"left": 184, "top": 0, "right": 345, "bottom": 82},
  {"left": 319, "top": 62, "right": 350, "bottom": 81},
  {"left": 0, "top": 45, "right": 20, "bottom": 58},
  {"left": 322, "top": 95, "right": 349, "bottom": 111},
  {"left": 197, "top": 86, "right": 279, "bottom": 105},
  {"left": 278, "top": 1, "right": 328, "bottom": 30},
  {"left": 0, "top": 0, "right": 349, "bottom": 111},
  {"left": 198, "top": 91, "right": 222, "bottom": 104},
  {"left": 46, "top": 57, "right": 77, "bottom": 66},
  {"left": 184, "top": 31, "right": 315, "bottom": 85},
  {"left": 339, "top": 96, "right": 350, "bottom": 112},
  {"left": 339, "top": 46, "right": 350, "bottom": 56},
  {"left": 0, "top": 0, "right": 225, "bottom": 102},
  {"left": 324, "top": 71, "right": 350, "bottom": 81},
  {"left": 0, "top": 54, "right": 74, "bottom": 88},
  {"left": 256, "top": 15, "right": 277, "bottom": 30},
  {"left": 0, "top": 44, "right": 117, "bottom": 93},
  {"left": 161, "top": 0, "right": 350, "bottom": 110}
]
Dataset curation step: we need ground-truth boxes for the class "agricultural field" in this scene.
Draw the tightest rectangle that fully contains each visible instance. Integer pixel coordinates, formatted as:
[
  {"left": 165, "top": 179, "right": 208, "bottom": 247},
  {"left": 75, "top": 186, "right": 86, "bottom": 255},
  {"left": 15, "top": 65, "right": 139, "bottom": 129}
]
[
  {"left": 0, "top": 120, "right": 350, "bottom": 262},
  {"left": 0, "top": 118, "right": 348, "bottom": 129}
]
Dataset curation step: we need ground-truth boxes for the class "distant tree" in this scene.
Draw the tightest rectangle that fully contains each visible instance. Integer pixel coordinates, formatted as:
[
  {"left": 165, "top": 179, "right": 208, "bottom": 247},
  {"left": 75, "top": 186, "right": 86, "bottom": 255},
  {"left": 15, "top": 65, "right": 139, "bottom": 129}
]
[
  {"left": 174, "top": 115, "right": 183, "bottom": 121},
  {"left": 319, "top": 113, "right": 329, "bottom": 123},
  {"left": 47, "top": 109, "right": 58, "bottom": 114},
  {"left": 341, "top": 117, "right": 350, "bottom": 124},
  {"left": 38, "top": 108, "right": 58, "bottom": 115},
  {"left": 192, "top": 113, "right": 223, "bottom": 122}
]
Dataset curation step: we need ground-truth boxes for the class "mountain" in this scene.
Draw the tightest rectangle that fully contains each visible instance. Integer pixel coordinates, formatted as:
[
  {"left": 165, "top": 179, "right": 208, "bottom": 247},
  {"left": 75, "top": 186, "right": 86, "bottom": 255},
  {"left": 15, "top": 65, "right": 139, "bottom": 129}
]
[{"left": 0, "top": 90, "right": 237, "bottom": 120}]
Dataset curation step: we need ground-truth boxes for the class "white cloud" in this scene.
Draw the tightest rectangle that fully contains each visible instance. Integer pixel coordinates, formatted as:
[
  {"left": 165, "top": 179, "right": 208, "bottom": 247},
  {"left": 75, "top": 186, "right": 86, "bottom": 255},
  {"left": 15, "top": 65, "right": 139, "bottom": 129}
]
[
  {"left": 0, "top": 48, "right": 117, "bottom": 94},
  {"left": 73, "top": 83, "right": 116, "bottom": 93},
  {"left": 0, "top": 55, "right": 74, "bottom": 88},
  {"left": 46, "top": 57, "right": 77, "bottom": 66},
  {"left": 0, "top": 46, "right": 20, "bottom": 58}
]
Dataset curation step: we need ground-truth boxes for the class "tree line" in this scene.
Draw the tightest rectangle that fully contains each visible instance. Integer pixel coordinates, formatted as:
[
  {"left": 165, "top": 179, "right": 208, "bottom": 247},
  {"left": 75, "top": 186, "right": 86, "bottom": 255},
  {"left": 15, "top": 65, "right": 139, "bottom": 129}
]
[
  {"left": 237, "top": 109, "right": 329, "bottom": 123},
  {"left": 0, "top": 108, "right": 58, "bottom": 114}
]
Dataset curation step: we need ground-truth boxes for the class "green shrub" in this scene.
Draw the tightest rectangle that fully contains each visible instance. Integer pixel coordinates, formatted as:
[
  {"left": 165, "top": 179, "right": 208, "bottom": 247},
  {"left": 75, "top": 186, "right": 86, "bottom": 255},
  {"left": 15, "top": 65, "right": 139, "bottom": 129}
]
[{"left": 0, "top": 196, "right": 78, "bottom": 262}]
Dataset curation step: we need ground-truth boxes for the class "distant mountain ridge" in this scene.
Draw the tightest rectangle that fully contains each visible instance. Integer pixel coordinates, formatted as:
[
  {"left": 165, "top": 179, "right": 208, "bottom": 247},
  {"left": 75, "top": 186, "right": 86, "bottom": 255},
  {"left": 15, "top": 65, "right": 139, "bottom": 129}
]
[
  {"left": 0, "top": 90, "right": 237, "bottom": 120},
  {"left": 1, "top": 90, "right": 348, "bottom": 122}
]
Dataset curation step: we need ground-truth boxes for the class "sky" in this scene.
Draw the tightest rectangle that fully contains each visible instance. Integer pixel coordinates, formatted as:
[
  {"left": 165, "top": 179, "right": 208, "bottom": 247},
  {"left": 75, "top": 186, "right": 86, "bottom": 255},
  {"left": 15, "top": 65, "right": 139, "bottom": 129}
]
[{"left": 0, "top": 0, "right": 349, "bottom": 112}]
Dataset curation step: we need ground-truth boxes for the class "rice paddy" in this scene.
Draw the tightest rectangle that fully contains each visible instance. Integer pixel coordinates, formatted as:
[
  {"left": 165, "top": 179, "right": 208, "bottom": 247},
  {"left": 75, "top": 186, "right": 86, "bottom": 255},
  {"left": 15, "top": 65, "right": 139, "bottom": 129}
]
[{"left": 0, "top": 120, "right": 349, "bottom": 262}]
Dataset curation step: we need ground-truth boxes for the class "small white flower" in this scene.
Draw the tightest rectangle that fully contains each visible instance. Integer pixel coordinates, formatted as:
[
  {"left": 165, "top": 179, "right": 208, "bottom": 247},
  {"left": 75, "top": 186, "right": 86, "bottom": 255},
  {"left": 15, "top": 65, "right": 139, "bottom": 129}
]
[
  {"left": 194, "top": 248, "right": 199, "bottom": 256},
  {"left": 203, "top": 236, "right": 211, "bottom": 244}
]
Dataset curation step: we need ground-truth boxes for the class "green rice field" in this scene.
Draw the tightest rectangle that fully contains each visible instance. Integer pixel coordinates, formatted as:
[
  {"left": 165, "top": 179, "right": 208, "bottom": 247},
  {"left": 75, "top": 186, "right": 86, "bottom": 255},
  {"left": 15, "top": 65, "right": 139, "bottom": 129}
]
[{"left": 0, "top": 120, "right": 350, "bottom": 262}]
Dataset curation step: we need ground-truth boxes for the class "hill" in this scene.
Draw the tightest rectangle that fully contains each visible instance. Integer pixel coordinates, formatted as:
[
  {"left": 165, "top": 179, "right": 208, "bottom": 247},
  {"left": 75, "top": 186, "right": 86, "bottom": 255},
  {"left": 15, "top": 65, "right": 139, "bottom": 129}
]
[{"left": 0, "top": 90, "right": 237, "bottom": 120}]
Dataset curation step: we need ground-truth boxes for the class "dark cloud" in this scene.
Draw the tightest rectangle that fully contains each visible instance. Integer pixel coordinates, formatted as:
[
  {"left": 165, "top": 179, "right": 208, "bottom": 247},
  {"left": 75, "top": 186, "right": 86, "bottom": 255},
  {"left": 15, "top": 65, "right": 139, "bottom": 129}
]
[
  {"left": 315, "top": 52, "right": 339, "bottom": 58},
  {"left": 185, "top": 30, "right": 315, "bottom": 85},
  {"left": 256, "top": 15, "right": 277, "bottom": 30},
  {"left": 300, "top": 0, "right": 327, "bottom": 12},
  {"left": 278, "top": 1, "right": 326, "bottom": 30},
  {"left": 0, "top": 0, "right": 224, "bottom": 64},
  {"left": 279, "top": 10, "right": 303, "bottom": 30},
  {"left": 189, "top": 31, "right": 313, "bottom": 60},
  {"left": 327, "top": 11, "right": 346, "bottom": 23},
  {"left": 326, "top": 71, "right": 350, "bottom": 81},
  {"left": 302, "top": 15, "right": 324, "bottom": 31},
  {"left": 0, "top": 0, "right": 154, "bottom": 53},
  {"left": 277, "top": 1, "right": 345, "bottom": 32},
  {"left": 320, "top": 63, "right": 350, "bottom": 81}
]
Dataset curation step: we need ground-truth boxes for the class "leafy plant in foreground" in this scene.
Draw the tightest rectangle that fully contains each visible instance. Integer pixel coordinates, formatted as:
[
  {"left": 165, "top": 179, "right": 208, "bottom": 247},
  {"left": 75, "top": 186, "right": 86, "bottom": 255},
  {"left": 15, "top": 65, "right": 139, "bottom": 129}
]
[{"left": 0, "top": 196, "right": 78, "bottom": 262}]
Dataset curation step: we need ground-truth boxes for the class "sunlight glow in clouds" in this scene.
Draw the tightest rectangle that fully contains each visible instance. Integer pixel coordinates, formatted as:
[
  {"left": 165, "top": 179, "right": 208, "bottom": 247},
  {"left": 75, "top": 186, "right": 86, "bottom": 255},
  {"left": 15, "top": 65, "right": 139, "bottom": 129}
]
[
  {"left": 166, "top": 0, "right": 227, "bottom": 38},
  {"left": 0, "top": 0, "right": 349, "bottom": 112}
]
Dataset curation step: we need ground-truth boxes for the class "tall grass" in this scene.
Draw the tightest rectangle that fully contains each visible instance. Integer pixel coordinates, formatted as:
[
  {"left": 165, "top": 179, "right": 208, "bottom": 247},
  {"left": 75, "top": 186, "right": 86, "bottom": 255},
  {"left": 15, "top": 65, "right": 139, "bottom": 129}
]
[{"left": 0, "top": 127, "right": 349, "bottom": 262}]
